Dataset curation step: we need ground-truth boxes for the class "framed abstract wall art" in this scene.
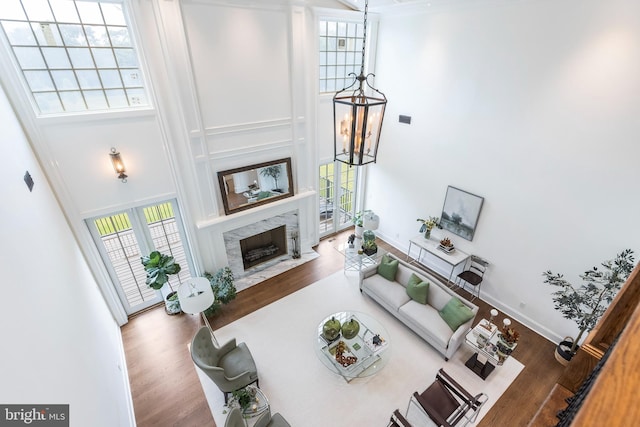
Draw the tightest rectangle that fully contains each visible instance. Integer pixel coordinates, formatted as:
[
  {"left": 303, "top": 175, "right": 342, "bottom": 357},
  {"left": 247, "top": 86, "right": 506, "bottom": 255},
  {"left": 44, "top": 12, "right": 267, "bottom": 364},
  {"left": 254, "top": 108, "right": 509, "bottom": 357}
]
[{"left": 440, "top": 186, "right": 484, "bottom": 241}]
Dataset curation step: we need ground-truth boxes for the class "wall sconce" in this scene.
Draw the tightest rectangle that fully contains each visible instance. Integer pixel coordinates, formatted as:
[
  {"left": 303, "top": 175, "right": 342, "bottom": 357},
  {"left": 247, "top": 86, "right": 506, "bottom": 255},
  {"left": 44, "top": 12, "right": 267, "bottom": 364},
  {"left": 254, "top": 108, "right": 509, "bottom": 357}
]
[{"left": 109, "top": 147, "right": 128, "bottom": 183}]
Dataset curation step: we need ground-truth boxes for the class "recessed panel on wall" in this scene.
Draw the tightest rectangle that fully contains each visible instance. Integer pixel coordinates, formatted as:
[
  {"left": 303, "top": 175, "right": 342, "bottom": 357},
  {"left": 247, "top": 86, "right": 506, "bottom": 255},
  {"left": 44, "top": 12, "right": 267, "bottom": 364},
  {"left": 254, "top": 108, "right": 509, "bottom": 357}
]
[
  {"left": 182, "top": 3, "right": 293, "bottom": 131},
  {"left": 42, "top": 115, "right": 176, "bottom": 215}
]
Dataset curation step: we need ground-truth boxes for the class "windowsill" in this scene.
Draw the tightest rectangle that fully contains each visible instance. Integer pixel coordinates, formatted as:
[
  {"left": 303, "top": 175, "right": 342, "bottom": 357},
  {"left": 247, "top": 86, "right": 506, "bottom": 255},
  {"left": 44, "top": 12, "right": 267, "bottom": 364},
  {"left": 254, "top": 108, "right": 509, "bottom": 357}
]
[{"left": 35, "top": 106, "right": 156, "bottom": 124}]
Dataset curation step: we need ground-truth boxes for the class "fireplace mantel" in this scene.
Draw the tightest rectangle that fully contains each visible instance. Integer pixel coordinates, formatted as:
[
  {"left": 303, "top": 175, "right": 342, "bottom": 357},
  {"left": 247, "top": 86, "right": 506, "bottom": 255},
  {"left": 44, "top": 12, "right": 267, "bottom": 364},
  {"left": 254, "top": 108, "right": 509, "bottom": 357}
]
[{"left": 195, "top": 190, "right": 316, "bottom": 288}]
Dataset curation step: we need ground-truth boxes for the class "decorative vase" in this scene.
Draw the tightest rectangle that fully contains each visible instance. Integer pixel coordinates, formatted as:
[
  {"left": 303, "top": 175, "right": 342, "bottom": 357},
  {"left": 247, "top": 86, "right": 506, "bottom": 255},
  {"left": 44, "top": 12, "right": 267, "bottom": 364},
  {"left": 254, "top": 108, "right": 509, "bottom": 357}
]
[
  {"left": 362, "top": 229, "right": 376, "bottom": 243},
  {"left": 554, "top": 338, "right": 575, "bottom": 366},
  {"left": 424, "top": 228, "right": 431, "bottom": 239},
  {"left": 496, "top": 333, "right": 515, "bottom": 364},
  {"left": 165, "top": 291, "right": 181, "bottom": 315},
  {"left": 322, "top": 316, "right": 341, "bottom": 342},
  {"left": 341, "top": 318, "right": 360, "bottom": 340},
  {"left": 291, "top": 233, "right": 301, "bottom": 259}
]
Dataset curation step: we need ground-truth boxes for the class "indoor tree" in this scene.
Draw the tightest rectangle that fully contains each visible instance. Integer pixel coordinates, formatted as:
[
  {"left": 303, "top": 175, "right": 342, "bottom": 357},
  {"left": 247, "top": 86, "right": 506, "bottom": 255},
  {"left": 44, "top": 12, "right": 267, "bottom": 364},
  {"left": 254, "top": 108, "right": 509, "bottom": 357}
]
[
  {"left": 141, "top": 250, "right": 182, "bottom": 315},
  {"left": 543, "top": 249, "right": 635, "bottom": 358}
]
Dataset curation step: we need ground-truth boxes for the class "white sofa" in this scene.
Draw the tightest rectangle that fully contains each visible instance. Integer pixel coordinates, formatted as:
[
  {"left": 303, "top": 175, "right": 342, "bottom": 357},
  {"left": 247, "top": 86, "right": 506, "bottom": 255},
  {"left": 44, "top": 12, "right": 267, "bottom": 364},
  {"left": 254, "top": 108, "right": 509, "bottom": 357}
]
[{"left": 359, "top": 253, "right": 478, "bottom": 360}]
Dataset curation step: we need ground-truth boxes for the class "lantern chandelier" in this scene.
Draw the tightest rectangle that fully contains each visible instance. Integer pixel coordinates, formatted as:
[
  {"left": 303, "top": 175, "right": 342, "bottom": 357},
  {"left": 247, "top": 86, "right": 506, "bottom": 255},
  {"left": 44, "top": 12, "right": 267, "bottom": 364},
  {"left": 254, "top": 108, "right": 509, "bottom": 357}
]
[{"left": 333, "top": 0, "right": 387, "bottom": 167}]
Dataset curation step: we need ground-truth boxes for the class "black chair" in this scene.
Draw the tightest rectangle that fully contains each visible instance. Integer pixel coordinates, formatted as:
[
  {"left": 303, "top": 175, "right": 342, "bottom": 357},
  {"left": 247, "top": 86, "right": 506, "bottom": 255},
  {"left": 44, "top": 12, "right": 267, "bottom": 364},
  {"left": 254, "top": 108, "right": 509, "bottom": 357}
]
[
  {"left": 454, "top": 255, "right": 489, "bottom": 301},
  {"left": 408, "top": 369, "right": 488, "bottom": 427},
  {"left": 387, "top": 409, "right": 412, "bottom": 427}
]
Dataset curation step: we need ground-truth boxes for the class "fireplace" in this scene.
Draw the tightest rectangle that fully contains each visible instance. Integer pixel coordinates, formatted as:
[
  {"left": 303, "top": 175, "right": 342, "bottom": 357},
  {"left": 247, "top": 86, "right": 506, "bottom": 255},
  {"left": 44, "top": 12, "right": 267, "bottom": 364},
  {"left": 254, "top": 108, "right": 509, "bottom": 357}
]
[
  {"left": 208, "top": 195, "right": 318, "bottom": 292},
  {"left": 240, "top": 225, "right": 287, "bottom": 270}
]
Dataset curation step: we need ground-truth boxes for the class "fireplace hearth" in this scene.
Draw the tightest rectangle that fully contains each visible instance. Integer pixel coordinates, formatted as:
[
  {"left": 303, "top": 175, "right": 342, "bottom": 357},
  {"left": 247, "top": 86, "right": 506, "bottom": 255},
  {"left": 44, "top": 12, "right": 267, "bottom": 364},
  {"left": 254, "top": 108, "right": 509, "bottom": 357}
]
[{"left": 240, "top": 225, "right": 287, "bottom": 270}]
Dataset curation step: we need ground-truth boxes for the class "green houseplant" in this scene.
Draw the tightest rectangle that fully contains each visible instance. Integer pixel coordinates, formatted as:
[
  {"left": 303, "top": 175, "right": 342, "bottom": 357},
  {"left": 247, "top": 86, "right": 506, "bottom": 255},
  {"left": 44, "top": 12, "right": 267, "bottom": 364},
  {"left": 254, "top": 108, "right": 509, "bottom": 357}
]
[
  {"left": 352, "top": 210, "right": 376, "bottom": 238},
  {"left": 543, "top": 249, "right": 635, "bottom": 364},
  {"left": 352, "top": 211, "right": 365, "bottom": 238},
  {"left": 141, "top": 251, "right": 182, "bottom": 315},
  {"left": 202, "top": 266, "right": 237, "bottom": 317},
  {"left": 228, "top": 386, "right": 258, "bottom": 413},
  {"left": 362, "top": 239, "right": 378, "bottom": 256}
]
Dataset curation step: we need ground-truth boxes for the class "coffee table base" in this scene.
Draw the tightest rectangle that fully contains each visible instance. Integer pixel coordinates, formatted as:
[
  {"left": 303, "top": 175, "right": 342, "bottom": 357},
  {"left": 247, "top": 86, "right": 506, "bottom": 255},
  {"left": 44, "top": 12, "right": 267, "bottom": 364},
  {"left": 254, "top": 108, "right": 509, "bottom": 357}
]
[{"left": 465, "top": 353, "right": 495, "bottom": 380}]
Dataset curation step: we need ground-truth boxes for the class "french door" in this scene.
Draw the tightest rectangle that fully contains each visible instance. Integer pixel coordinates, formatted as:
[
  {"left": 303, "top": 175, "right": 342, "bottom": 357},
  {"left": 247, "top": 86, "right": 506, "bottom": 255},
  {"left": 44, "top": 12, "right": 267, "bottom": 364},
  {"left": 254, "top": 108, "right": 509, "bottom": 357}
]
[
  {"left": 87, "top": 199, "right": 193, "bottom": 315},
  {"left": 319, "top": 162, "right": 359, "bottom": 237}
]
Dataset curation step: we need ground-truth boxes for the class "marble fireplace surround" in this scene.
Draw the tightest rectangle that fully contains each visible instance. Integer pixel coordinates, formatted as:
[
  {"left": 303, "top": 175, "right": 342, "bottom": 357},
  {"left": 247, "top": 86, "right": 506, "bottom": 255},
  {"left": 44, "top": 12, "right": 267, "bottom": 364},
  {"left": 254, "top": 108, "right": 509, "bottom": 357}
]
[{"left": 197, "top": 191, "right": 317, "bottom": 292}]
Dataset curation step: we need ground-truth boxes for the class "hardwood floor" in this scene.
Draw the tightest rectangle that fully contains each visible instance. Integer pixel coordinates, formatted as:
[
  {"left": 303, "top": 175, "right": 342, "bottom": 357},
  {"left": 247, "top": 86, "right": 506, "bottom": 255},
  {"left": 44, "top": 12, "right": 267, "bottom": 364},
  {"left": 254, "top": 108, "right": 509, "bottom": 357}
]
[{"left": 122, "top": 230, "right": 564, "bottom": 426}]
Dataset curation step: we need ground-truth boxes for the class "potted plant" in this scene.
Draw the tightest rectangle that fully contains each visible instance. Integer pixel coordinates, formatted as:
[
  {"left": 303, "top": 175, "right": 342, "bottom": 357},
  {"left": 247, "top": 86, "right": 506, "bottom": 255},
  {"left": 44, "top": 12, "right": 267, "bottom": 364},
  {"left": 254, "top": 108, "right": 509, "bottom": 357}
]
[
  {"left": 202, "top": 266, "right": 237, "bottom": 317},
  {"left": 496, "top": 322, "right": 519, "bottom": 364},
  {"left": 353, "top": 210, "right": 377, "bottom": 238},
  {"left": 141, "top": 251, "right": 182, "bottom": 315},
  {"left": 417, "top": 216, "right": 440, "bottom": 239},
  {"left": 260, "top": 164, "right": 282, "bottom": 192},
  {"left": 543, "top": 249, "right": 635, "bottom": 365},
  {"left": 362, "top": 239, "right": 378, "bottom": 256},
  {"left": 228, "top": 386, "right": 258, "bottom": 413},
  {"left": 352, "top": 211, "right": 365, "bottom": 238}
]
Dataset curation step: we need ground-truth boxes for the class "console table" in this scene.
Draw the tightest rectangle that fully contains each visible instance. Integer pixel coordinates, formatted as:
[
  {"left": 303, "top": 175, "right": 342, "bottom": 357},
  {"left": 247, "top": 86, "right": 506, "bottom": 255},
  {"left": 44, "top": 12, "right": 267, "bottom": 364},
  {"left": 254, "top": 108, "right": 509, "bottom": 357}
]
[{"left": 406, "top": 235, "right": 469, "bottom": 285}]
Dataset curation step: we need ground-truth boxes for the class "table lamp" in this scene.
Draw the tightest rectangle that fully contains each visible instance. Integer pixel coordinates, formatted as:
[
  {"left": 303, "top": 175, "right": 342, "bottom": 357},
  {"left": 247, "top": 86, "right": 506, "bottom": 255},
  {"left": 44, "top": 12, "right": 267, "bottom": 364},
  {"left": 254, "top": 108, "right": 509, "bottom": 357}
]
[{"left": 178, "top": 277, "right": 218, "bottom": 345}]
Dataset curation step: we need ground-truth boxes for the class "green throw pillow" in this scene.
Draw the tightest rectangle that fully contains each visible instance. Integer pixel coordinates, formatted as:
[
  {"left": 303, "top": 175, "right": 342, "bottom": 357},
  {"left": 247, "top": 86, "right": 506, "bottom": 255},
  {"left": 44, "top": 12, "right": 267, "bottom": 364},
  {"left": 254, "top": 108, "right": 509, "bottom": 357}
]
[
  {"left": 406, "top": 273, "right": 429, "bottom": 304},
  {"left": 377, "top": 254, "right": 399, "bottom": 281},
  {"left": 439, "top": 297, "right": 475, "bottom": 331}
]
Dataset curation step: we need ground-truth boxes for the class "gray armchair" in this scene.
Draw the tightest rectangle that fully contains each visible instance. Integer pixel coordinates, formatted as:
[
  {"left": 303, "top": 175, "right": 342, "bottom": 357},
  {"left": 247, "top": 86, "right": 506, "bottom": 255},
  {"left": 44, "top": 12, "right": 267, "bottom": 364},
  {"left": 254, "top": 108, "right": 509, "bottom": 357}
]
[
  {"left": 190, "top": 326, "right": 259, "bottom": 403},
  {"left": 224, "top": 407, "right": 291, "bottom": 427}
]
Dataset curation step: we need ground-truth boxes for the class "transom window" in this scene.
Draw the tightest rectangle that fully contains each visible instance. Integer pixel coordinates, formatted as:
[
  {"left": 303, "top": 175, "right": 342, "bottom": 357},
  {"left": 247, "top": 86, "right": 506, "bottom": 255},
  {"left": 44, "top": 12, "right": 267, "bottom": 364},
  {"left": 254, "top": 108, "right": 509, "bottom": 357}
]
[
  {"left": 318, "top": 19, "right": 364, "bottom": 93},
  {"left": 0, "top": 0, "right": 149, "bottom": 115}
]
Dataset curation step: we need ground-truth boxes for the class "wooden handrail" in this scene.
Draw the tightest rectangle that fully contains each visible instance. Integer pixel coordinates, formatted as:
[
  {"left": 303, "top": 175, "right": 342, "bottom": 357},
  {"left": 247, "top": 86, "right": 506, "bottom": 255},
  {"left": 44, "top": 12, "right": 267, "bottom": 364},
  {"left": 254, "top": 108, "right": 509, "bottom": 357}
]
[{"left": 569, "top": 272, "right": 640, "bottom": 425}]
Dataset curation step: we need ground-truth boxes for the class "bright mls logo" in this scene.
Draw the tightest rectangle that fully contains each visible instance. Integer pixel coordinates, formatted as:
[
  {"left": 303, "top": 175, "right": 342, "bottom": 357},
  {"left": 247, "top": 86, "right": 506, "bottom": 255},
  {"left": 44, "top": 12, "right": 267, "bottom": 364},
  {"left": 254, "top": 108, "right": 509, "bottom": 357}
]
[{"left": 0, "top": 405, "right": 68, "bottom": 426}]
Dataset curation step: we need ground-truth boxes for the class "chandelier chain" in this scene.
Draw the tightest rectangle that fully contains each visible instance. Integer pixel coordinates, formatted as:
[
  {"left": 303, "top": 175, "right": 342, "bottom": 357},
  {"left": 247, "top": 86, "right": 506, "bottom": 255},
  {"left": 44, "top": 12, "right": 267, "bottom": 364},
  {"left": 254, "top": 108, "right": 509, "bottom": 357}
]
[{"left": 360, "top": 0, "right": 368, "bottom": 76}]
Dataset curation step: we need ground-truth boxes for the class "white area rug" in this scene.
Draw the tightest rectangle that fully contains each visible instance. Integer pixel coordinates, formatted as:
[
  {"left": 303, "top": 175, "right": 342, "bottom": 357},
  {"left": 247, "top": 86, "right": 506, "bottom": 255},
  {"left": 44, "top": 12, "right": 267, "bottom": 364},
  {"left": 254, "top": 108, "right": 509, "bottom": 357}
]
[{"left": 194, "top": 271, "right": 524, "bottom": 426}]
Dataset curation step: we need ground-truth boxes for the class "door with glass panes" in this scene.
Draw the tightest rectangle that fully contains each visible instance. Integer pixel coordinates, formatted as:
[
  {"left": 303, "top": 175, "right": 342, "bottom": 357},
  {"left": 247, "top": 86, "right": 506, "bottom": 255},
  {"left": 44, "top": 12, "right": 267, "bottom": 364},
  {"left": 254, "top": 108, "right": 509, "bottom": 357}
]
[
  {"left": 87, "top": 200, "right": 193, "bottom": 315},
  {"left": 319, "top": 162, "right": 359, "bottom": 237}
]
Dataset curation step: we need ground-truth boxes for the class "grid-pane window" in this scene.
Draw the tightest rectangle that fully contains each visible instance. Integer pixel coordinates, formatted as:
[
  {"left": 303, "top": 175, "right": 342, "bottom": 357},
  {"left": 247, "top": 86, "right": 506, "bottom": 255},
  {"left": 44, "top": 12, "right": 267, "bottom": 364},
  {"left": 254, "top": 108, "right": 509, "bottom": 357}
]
[
  {"left": 319, "top": 163, "right": 335, "bottom": 235},
  {"left": 89, "top": 200, "right": 192, "bottom": 315},
  {"left": 318, "top": 19, "right": 363, "bottom": 93},
  {"left": 319, "top": 161, "right": 359, "bottom": 237},
  {"left": 143, "top": 202, "right": 192, "bottom": 285},
  {"left": 0, "top": 0, "right": 149, "bottom": 115},
  {"left": 94, "top": 212, "right": 154, "bottom": 310}
]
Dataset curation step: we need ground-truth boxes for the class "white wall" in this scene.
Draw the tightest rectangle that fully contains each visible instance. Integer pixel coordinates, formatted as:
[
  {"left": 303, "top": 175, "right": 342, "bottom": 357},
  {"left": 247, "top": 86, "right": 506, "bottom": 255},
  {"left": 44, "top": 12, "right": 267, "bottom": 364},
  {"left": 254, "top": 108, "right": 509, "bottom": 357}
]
[
  {"left": 368, "top": 0, "right": 640, "bottom": 343},
  {"left": 0, "top": 85, "right": 134, "bottom": 425},
  {"left": 0, "top": 0, "right": 324, "bottom": 320}
]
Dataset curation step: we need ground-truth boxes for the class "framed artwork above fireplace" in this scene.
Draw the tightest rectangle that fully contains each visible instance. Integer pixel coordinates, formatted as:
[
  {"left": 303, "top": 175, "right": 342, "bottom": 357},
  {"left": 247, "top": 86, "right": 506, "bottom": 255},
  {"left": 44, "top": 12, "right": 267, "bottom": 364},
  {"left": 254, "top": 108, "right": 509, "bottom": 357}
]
[{"left": 217, "top": 158, "right": 294, "bottom": 215}]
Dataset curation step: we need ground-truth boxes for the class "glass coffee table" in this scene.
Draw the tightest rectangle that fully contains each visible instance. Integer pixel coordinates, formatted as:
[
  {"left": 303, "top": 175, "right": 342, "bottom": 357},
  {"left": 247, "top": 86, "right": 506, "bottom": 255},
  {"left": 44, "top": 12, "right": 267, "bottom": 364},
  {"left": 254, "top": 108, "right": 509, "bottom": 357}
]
[{"left": 315, "top": 311, "right": 392, "bottom": 382}]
